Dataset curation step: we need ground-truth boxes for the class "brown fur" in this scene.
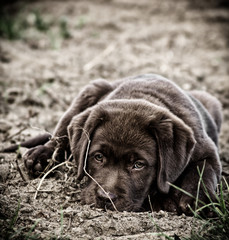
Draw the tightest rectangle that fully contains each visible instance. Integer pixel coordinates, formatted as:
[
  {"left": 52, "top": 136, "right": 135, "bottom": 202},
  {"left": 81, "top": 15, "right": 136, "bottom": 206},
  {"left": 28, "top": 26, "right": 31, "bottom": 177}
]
[{"left": 21, "top": 74, "right": 222, "bottom": 214}]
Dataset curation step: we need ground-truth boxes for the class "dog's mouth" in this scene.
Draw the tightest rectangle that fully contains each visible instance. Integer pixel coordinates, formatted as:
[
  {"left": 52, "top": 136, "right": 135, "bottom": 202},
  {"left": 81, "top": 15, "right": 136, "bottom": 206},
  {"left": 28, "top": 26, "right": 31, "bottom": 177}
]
[
  {"left": 95, "top": 194, "right": 118, "bottom": 211},
  {"left": 98, "top": 200, "right": 116, "bottom": 211},
  {"left": 81, "top": 183, "right": 145, "bottom": 212},
  {"left": 95, "top": 195, "right": 142, "bottom": 212}
]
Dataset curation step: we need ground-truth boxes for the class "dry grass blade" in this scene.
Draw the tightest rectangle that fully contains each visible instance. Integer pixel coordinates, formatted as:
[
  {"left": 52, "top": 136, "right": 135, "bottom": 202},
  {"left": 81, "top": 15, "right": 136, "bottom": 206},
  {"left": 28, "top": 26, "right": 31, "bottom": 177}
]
[
  {"left": 4, "top": 125, "right": 28, "bottom": 142},
  {"left": 83, "top": 43, "right": 116, "bottom": 71},
  {"left": 81, "top": 129, "right": 119, "bottom": 212},
  {"left": 148, "top": 194, "right": 154, "bottom": 213},
  {"left": 34, "top": 154, "right": 73, "bottom": 200},
  {"left": 16, "top": 157, "right": 27, "bottom": 182}
]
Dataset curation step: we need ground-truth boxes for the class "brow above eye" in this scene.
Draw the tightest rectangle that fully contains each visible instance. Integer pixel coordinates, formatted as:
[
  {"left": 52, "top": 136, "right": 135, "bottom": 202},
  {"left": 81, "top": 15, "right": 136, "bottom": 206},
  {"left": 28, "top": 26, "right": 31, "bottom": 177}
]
[{"left": 89, "top": 143, "right": 111, "bottom": 156}]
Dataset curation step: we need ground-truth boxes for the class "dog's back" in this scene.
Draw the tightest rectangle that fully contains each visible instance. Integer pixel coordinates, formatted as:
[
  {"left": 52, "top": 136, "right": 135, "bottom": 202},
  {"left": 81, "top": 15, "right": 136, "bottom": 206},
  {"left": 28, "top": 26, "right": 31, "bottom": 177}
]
[{"left": 188, "top": 91, "right": 222, "bottom": 146}]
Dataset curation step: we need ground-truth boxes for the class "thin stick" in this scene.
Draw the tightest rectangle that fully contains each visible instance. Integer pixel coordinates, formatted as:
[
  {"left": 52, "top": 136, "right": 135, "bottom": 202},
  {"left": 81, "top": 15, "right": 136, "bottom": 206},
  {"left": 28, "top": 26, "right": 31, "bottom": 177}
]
[
  {"left": 83, "top": 43, "right": 116, "bottom": 72},
  {"left": 16, "top": 158, "right": 27, "bottom": 182},
  {"left": 39, "top": 147, "right": 60, "bottom": 177},
  {"left": 43, "top": 87, "right": 67, "bottom": 109},
  {"left": 37, "top": 137, "right": 70, "bottom": 178},
  {"left": 148, "top": 195, "right": 153, "bottom": 213},
  {"left": 82, "top": 133, "right": 118, "bottom": 212},
  {"left": 195, "top": 160, "right": 206, "bottom": 212},
  {"left": 5, "top": 125, "right": 28, "bottom": 142},
  {"left": 29, "top": 124, "right": 53, "bottom": 137},
  {"left": 34, "top": 153, "right": 72, "bottom": 200},
  {"left": 34, "top": 161, "right": 68, "bottom": 200},
  {"left": 15, "top": 146, "right": 28, "bottom": 181}
]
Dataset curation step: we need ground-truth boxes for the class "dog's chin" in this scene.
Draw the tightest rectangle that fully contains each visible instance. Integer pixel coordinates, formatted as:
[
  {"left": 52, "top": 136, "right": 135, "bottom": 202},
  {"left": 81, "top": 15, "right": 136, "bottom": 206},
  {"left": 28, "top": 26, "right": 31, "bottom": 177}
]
[
  {"left": 81, "top": 189, "right": 143, "bottom": 212},
  {"left": 95, "top": 198, "right": 142, "bottom": 212}
]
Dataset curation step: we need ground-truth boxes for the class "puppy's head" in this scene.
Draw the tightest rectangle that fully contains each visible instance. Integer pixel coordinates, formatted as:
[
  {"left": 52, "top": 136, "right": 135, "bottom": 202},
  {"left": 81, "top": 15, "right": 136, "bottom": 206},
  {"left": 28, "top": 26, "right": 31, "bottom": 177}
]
[{"left": 68, "top": 100, "right": 196, "bottom": 211}]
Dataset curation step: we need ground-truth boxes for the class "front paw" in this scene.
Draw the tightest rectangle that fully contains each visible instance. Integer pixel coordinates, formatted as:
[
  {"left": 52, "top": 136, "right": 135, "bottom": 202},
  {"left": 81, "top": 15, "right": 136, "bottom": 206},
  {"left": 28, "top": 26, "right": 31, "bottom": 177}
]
[{"left": 23, "top": 145, "right": 54, "bottom": 177}]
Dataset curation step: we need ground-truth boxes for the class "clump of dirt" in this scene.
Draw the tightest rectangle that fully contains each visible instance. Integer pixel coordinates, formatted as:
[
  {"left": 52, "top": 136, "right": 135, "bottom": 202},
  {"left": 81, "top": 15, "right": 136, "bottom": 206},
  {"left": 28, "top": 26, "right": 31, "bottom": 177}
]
[{"left": 0, "top": 0, "right": 229, "bottom": 239}]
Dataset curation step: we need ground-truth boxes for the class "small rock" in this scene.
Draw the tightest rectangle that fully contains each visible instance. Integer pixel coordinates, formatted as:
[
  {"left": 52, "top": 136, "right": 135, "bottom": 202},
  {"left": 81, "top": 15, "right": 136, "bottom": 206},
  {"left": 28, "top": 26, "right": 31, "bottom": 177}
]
[
  {"left": 0, "top": 119, "right": 12, "bottom": 133},
  {"left": 5, "top": 88, "right": 23, "bottom": 104},
  {"left": 21, "top": 96, "right": 44, "bottom": 107},
  {"left": 0, "top": 163, "right": 9, "bottom": 182}
]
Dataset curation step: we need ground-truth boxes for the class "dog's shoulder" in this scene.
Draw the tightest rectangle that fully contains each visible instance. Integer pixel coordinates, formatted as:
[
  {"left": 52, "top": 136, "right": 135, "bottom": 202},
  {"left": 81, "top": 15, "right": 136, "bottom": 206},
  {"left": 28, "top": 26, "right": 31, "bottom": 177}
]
[
  {"left": 108, "top": 74, "right": 193, "bottom": 113},
  {"left": 107, "top": 74, "right": 217, "bottom": 147},
  {"left": 188, "top": 91, "right": 222, "bottom": 146}
]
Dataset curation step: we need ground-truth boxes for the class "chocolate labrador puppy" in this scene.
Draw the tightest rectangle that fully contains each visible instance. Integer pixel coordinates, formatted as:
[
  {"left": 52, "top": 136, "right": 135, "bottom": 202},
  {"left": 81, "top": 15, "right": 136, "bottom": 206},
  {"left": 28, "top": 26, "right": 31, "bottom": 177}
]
[{"left": 6, "top": 74, "right": 223, "bottom": 214}]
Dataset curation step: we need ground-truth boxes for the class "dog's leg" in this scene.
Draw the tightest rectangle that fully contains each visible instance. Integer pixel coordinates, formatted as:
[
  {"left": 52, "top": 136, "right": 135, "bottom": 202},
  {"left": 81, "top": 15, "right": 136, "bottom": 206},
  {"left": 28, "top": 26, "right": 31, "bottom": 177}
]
[
  {"left": 189, "top": 90, "right": 223, "bottom": 132},
  {"left": 23, "top": 79, "right": 113, "bottom": 176},
  {"left": 1, "top": 133, "right": 51, "bottom": 153},
  {"left": 178, "top": 158, "right": 221, "bottom": 216}
]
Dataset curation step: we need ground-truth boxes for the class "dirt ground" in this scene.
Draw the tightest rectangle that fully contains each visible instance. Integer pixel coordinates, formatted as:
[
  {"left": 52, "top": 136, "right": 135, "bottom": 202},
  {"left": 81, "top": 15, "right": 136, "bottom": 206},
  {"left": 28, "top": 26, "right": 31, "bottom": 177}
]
[{"left": 0, "top": 0, "right": 229, "bottom": 239}]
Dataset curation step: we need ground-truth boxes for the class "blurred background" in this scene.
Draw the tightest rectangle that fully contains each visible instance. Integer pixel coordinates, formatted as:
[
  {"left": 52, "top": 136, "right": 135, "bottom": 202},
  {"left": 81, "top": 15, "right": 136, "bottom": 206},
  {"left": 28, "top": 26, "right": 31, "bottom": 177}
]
[
  {"left": 0, "top": 0, "right": 229, "bottom": 155},
  {"left": 0, "top": 1, "right": 229, "bottom": 239}
]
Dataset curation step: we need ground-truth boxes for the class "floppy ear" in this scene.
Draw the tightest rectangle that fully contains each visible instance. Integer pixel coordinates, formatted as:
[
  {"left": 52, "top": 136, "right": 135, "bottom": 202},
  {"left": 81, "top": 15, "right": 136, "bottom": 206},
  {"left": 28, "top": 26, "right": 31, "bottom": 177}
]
[
  {"left": 150, "top": 109, "right": 196, "bottom": 194},
  {"left": 67, "top": 106, "right": 107, "bottom": 180}
]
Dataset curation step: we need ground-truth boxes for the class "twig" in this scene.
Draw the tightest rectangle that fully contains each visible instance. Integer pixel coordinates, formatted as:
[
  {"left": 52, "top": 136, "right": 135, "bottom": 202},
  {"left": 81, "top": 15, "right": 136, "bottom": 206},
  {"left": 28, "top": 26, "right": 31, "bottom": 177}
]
[
  {"left": 26, "top": 190, "right": 56, "bottom": 193},
  {"left": 36, "top": 137, "right": 70, "bottom": 178},
  {"left": 82, "top": 131, "right": 118, "bottom": 212},
  {"left": 43, "top": 87, "right": 67, "bottom": 109},
  {"left": 4, "top": 125, "right": 28, "bottom": 142},
  {"left": 66, "top": 217, "right": 72, "bottom": 232},
  {"left": 28, "top": 124, "right": 53, "bottom": 137},
  {"left": 148, "top": 195, "right": 153, "bottom": 213},
  {"left": 15, "top": 157, "right": 27, "bottom": 182},
  {"left": 4, "top": 119, "right": 52, "bottom": 143},
  {"left": 34, "top": 141, "right": 73, "bottom": 199},
  {"left": 38, "top": 147, "right": 60, "bottom": 178},
  {"left": 15, "top": 146, "right": 28, "bottom": 181},
  {"left": 34, "top": 161, "right": 69, "bottom": 199},
  {"left": 83, "top": 43, "right": 116, "bottom": 72}
]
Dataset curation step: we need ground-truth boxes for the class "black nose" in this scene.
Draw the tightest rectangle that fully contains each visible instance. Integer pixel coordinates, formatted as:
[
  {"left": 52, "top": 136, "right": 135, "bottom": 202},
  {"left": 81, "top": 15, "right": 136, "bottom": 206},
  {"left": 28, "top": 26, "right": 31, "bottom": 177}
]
[{"left": 97, "top": 189, "right": 117, "bottom": 201}]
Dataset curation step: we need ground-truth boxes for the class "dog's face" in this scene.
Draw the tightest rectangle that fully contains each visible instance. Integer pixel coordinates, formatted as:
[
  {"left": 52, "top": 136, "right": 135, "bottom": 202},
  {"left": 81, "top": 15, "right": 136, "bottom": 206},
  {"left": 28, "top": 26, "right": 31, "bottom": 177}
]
[
  {"left": 81, "top": 119, "right": 158, "bottom": 211},
  {"left": 68, "top": 100, "right": 196, "bottom": 211}
]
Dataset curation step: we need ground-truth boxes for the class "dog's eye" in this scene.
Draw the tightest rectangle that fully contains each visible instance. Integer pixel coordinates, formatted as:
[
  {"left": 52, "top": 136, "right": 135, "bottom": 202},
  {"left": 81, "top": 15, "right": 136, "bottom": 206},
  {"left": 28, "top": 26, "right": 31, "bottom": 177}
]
[
  {"left": 94, "top": 153, "right": 104, "bottom": 162},
  {"left": 133, "top": 161, "right": 145, "bottom": 169}
]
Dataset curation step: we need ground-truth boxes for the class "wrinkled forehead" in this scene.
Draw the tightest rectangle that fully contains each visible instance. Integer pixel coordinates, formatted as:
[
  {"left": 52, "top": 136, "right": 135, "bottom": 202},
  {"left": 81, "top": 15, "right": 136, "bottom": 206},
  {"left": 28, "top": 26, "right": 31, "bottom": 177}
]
[{"left": 91, "top": 114, "right": 153, "bottom": 149}]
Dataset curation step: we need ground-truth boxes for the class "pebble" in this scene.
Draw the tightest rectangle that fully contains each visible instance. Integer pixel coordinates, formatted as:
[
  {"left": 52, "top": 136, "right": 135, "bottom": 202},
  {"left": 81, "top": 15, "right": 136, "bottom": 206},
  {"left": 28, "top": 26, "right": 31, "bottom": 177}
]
[
  {"left": 0, "top": 163, "right": 9, "bottom": 182},
  {"left": 0, "top": 119, "right": 12, "bottom": 133}
]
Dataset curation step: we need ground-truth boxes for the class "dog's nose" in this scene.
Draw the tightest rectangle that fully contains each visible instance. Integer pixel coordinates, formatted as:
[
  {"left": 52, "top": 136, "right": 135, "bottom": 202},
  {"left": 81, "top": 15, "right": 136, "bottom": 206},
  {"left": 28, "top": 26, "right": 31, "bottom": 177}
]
[{"left": 97, "top": 189, "right": 117, "bottom": 201}]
